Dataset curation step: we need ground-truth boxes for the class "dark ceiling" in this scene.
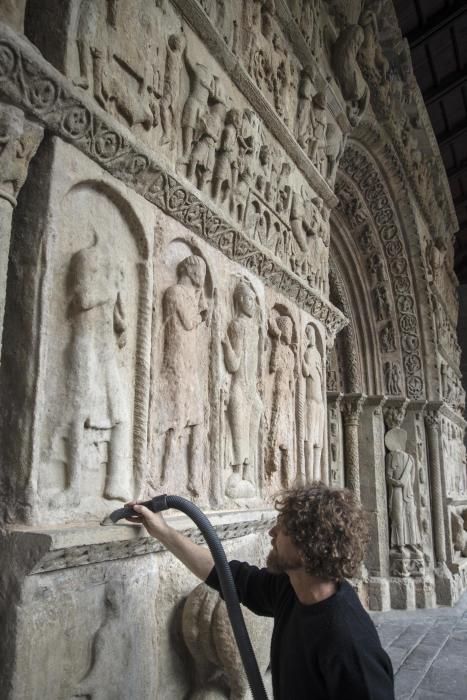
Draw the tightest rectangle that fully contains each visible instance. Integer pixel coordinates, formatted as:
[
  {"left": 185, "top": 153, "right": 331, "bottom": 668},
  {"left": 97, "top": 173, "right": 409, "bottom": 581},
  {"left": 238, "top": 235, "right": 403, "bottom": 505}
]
[{"left": 393, "top": 0, "right": 467, "bottom": 281}]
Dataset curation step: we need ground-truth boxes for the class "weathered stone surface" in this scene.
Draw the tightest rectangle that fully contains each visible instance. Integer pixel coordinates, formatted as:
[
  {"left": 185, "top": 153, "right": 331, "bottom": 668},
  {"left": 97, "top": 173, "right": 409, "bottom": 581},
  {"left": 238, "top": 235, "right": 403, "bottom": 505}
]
[{"left": 0, "top": 0, "right": 465, "bottom": 696}]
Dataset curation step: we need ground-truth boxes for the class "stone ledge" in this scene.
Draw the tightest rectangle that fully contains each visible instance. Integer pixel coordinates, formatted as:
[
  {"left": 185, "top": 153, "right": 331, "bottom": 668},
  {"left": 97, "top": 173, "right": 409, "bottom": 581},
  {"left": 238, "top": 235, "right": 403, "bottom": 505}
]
[
  {"left": 3, "top": 508, "right": 276, "bottom": 575},
  {"left": 0, "top": 23, "right": 347, "bottom": 338}
]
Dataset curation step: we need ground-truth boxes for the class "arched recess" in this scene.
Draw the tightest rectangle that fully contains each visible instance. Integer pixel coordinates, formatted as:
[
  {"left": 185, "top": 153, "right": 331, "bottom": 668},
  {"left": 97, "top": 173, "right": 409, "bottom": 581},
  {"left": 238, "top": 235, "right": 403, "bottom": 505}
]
[
  {"left": 330, "top": 134, "right": 432, "bottom": 402},
  {"left": 329, "top": 211, "right": 381, "bottom": 395},
  {"left": 343, "top": 121, "right": 440, "bottom": 400}
]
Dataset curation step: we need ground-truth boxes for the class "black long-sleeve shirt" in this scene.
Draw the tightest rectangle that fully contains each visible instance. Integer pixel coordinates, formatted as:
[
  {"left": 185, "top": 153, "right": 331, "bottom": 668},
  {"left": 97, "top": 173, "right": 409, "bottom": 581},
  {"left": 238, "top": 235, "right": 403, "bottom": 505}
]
[{"left": 205, "top": 561, "right": 394, "bottom": 700}]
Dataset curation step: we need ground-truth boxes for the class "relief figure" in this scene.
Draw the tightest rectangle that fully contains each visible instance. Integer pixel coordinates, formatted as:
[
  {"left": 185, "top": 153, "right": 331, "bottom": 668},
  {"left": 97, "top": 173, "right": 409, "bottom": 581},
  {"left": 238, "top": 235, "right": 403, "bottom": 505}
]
[
  {"left": 212, "top": 108, "right": 245, "bottom": 206},
  {"left": 65, "top": 234, "right": 131, "bottom": 506},
  {"left": 158, "top": 255, "right": 209, "bottom": 496},
  {"left": 384, "top": 361, "right": 402, "bottom": 396},
  {"left": 181, "top": 52, "right": 216, "bottom": 161},
  {"left": 309, "top": 92, "right": 327, "bottom": 174},
  {"left": 187, "top": 94, "right": 226, "bottom": 191},
  {"left": 222, "top": 281, "right": 263, "bottom": 499},
  {"left": 332, "top": 24, "right": 369, "bottom": 125},
  {"left": 385, "top": 428, "right": 422, "bottom": 553},
  {"left": 159, "top": 33, "right": 186, "bottom": 149},
  {"left": 295, "top": 70, "right": 314, "bottom": 152},
  {"left": 302, "top": 324, "right": 324, "bottom": 482},
  {"left": 266, "top": 315, "right": 297, "bottom": 485},
  {"left": 73, "top": 582, "right": 131, "bottom": 700}
]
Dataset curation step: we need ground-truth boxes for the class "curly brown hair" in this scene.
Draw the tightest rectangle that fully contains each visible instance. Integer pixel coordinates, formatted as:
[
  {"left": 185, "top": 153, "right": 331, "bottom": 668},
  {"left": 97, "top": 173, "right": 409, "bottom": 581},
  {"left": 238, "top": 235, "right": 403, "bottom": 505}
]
[{"left": 275, "top": 483, "right": 369, "bottom": 580}]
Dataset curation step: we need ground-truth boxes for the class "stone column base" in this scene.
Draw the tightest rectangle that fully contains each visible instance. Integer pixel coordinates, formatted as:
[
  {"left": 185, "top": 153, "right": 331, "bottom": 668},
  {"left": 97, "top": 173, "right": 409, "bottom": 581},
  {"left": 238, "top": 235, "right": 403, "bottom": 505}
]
[
  {"left": 389, "top": 577, "right": 416, "bottom": 609},
  {"left": 415, "top": 576, "right": 436, "bottom": 608},
  {"left": 367, "top": 577, "right": 391, "bottom": 611},
  {"left": 435, "top": 563, "right": 456, "bottom": 606}
]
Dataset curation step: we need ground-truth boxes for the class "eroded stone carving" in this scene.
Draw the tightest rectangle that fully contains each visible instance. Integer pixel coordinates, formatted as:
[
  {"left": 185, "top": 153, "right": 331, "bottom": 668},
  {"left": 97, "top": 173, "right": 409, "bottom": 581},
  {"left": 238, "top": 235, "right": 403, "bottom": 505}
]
[
  {"left": 182, "top": 582, "right": 272, "bottom": 699},
  {"left": 451, "top": 510, "right": 467, "bottom": 559},
  {"left": 384, "top": 361, "right": 402, "bottom": 396},
  {"left": 332, "top": 24, "right": 369, "bottom": 126},
  {"left": 385, "top": 427, "right": 423, "bottom": 577},
  {"left": 0, "top": 105, "right": 42, "bottom": 357},
  {"left": 302, "top": 324, "right": 325, "bottom": 482},
  {"left": 266, "top": 313, "right": 297, "bottom": 486},
  {"left": 157, "top": 254, "right": 209, "bottom": 497},
  {"left": 73, "top": 581, "right": 132, "bottom": 700},
  {"left": 63, "top": 234, "right": 131, "bottom": 506},
  {"left": 160, "top": 33, "right": 187, "bottom": 150},
  {"left": 222, "top": 280, "right": 263, "bottom": 499}
]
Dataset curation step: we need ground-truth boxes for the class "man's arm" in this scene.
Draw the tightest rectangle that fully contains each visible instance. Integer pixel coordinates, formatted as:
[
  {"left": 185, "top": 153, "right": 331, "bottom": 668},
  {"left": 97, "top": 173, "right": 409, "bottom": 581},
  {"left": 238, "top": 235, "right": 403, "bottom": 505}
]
[{"left": 128, "top": 503, "right": 214, "bottom": 581}]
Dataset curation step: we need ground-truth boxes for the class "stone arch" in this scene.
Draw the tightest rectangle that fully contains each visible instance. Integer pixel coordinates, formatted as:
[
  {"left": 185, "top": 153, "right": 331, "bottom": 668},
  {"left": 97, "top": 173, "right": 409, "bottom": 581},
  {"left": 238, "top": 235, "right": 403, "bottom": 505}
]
[
  {"left": 328, "top": 258, "right": 363, "bottom": 394},
  {"left": 332, "top": 135, "right": 429, "bottom": 401},
  {"left": 349, "top": 120, "right": 440, "bottom": 398}
]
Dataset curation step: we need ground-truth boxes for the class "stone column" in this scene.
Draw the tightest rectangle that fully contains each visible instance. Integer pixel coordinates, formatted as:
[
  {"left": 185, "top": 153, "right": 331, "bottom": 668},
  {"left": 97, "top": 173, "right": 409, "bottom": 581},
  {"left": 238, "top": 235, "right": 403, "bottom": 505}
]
[
  {"left": 424, "top": 407, "right": 447, "bottom": 565},
  {"left": 424, "top": 403, "right": 454, "bottom": 605},
  {"left": 327, "top": 391, "right": 343, "bottom": 487},
  {"left": 341, "top": 393, "right": 366, "bottom": 501},
  {"left": 360, "top": 396, "right": 391, "bottom": 610},
  {"left": 0, "top": 105, "right": 42, "bottom": 359}
]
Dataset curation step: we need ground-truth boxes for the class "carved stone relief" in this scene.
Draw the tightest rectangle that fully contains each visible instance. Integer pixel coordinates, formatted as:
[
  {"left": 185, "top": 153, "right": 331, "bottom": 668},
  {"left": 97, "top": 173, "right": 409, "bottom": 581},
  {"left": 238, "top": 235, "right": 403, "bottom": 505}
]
[
  {"left": 64, "top": 235, "right": 131, "bottom": 506},
  {"left": 222, "top": 279, "right": 264, "bottom": 499},
  {"left": 441, "top": 418, "right": 467, "bottom": 500},
  {"left": 0, "top": 139, "right": 153, "bottom": 525},
  {"left": 339, "top": 144, "right": 425, "bottom": 400},
  {"left": 151, "top": 244, "right": 211, "bottom": 501},
  {"left": 264, "top": 307, "right": 299, "bottom": 490},
  {"left": 450, "top": 508, "right": 467, "bottom": 559},
  {"left": 182, "top": 582, "right": 273, "bottom": 699},
  {"left": 0, "top": 105, "right": 42, "bottom": 358},
  {"left": 302, "top": 323, "right": 325, "bottom": 482},
  {"left": 0, "top": 23, "right": 346, "bottom": 338},
  {"left": 385, "top": 426, "right": 423, "bottom": 577}
]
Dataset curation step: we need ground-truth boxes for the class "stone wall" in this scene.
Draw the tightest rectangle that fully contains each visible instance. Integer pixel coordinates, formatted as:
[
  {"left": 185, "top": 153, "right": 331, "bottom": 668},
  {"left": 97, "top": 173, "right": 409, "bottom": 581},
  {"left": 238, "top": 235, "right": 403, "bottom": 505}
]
[{"left": 0, "top": 1, "right": 465, "bottom": 698}]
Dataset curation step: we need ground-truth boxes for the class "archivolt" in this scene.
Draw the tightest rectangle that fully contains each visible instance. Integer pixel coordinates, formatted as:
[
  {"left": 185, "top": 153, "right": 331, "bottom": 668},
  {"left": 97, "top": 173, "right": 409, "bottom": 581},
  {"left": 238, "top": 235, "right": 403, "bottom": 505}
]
[{"left": 334, "top": 136, "right": 426, "bottom": 399}]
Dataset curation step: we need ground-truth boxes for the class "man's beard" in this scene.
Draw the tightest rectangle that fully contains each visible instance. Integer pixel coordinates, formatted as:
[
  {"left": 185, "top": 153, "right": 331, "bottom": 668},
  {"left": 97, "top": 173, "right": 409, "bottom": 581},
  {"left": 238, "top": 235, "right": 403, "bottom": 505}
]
[{"left": 266, "top": 546, "right": 302, "bottom": 574}]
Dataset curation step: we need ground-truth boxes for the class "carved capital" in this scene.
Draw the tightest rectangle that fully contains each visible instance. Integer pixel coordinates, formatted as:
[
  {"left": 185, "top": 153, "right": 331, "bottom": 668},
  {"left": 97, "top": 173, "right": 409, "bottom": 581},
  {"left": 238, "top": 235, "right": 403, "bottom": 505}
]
[
  {"left": 341, "top": 393, "right": 366, "bottom": 425},
  {"left": 383, "top": 399, "right": 409, "bottom": 429},
  {"left": 424, "top": 402, "right": 443, "bottom": 430},
  {"left": 0, "top": 104, "right": 42, "bottom": 207}
]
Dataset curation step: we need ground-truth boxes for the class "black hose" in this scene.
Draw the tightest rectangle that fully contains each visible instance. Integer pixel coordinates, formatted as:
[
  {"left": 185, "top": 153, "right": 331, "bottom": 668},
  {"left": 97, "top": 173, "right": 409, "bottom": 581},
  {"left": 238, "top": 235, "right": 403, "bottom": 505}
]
[{"left": 106, "top": 495, "right": 269, "bottom": 700}]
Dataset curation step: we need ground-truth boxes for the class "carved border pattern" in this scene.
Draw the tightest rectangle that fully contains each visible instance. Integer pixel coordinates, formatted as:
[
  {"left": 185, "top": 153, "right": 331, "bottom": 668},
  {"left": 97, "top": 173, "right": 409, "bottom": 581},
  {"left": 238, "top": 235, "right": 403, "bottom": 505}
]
[
  {"left": 340, "top": 143, "right": 424, "bottom": 399},
  {"left": 30, "top": 517, "right": 276, "bottom": 574},
  {"left": 0, "top": 25, "right": 346, "bottom": 337}
]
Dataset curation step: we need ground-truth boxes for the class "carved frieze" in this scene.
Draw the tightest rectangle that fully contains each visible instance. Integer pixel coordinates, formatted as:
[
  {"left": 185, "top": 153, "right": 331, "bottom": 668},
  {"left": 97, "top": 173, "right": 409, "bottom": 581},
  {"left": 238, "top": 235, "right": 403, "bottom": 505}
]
[{"left": 0, "top": 24, "right": 346, "bottom": 339}]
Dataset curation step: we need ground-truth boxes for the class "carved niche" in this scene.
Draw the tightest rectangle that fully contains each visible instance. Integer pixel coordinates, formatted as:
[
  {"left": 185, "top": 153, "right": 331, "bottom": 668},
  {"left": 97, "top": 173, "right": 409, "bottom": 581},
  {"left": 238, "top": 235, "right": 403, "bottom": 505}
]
[
  {"left": 42, "top": 180, "right": 152, "bottom": 516},
  {"left": 385, "top": 426, "right": 424, "bottom": 577}
]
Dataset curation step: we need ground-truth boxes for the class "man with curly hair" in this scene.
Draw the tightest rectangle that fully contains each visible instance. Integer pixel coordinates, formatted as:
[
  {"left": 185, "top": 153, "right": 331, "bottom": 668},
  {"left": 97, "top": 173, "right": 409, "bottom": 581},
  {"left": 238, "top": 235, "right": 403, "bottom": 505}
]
[{"left": 128, "top": 484, "right": 394, "bottom": 699}]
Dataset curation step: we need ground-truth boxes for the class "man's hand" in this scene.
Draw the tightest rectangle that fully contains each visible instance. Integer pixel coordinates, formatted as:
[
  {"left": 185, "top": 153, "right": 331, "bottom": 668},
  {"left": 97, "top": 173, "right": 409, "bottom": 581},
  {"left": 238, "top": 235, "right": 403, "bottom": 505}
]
[
  {"left": 125, "top": 500, "right": 214, "bottom": 580},
  {"left": 125, "top": 500, "right": 169, "bottom": 540}
]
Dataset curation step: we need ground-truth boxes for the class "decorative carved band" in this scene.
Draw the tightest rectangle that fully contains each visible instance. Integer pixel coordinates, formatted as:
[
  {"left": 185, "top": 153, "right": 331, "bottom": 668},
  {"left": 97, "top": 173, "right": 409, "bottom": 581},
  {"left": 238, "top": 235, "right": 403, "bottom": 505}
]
[
  {"left": 30, "top": 516, "right": 276, "bottom": 575},
  {"left": 340, "top": 143, "right": 424, "bottom": 399},
  {"left": 0, "top": 24, "right": 346, "bottom": 337}
]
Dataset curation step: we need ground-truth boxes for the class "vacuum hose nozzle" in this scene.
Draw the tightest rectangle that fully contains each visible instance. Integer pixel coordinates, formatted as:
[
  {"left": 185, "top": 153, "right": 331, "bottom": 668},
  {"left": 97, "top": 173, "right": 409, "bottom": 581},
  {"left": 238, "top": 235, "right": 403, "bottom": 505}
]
[{"left": 102, "top": 494, "right": 169, "bottom": 525}]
